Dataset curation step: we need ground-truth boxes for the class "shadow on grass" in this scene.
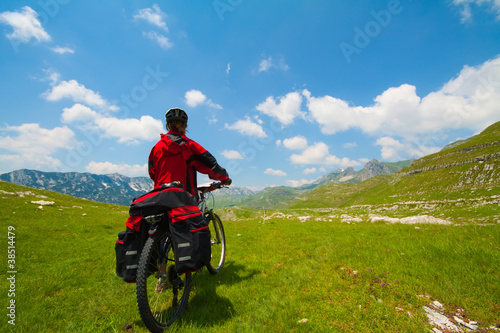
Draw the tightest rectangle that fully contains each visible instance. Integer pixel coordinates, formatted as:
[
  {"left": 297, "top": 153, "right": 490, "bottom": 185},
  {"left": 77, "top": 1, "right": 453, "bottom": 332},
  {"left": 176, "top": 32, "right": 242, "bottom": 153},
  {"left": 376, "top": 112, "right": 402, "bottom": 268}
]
[
  {"left": 131, "top": 261, "right": 259, "bottom": 331},
  {"left": 179, "top": 261, "right": 260, "bottom": 328}
]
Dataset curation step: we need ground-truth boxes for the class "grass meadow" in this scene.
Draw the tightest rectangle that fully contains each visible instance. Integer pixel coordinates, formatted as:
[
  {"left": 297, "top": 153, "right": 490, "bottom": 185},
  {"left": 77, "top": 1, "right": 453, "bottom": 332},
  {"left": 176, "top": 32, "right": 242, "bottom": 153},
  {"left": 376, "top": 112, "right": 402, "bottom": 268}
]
[{"left": 0, "top": 181, "right": 499, "bottom": 332}]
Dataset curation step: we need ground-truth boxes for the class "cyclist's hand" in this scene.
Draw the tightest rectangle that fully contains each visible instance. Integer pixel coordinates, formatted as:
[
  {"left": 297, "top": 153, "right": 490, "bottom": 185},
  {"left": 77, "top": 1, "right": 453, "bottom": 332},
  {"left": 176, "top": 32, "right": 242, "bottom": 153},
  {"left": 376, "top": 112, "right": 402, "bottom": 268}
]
[{"left": 222, "top": 178, "right": 232, "bottom": 186}]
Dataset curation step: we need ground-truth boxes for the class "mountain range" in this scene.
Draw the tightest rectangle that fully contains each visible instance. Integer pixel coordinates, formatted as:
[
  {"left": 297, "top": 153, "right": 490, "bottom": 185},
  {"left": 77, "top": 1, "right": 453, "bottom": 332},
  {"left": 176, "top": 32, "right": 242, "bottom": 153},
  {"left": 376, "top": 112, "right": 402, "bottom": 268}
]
[
  {"left": 0, "top": 159, "right": 411, "bottom": 207},
  {"left": 285, "top": 120, "right": 500, "bottom": 210}
]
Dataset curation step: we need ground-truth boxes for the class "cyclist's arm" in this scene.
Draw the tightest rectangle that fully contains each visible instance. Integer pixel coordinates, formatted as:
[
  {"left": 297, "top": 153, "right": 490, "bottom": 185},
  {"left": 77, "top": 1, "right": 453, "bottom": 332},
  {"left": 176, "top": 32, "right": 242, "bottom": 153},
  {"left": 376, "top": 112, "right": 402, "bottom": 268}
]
[{"left": 187, "top": 141, "right": 229, "bottom": 182}]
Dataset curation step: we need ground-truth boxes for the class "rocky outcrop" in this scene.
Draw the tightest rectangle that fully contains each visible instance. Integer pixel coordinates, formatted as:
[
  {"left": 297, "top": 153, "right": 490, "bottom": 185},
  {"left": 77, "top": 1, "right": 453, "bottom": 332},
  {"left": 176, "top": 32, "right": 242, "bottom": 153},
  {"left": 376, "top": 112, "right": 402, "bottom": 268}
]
[
  {"left": 403, "top": 152, "right": 500, "bottom": 176},
  {"left": 356, "top": 159, "right": 395, "bottom": 181},
  {"left": 406, "top": 141, "right": 500, "bottom": 175}
]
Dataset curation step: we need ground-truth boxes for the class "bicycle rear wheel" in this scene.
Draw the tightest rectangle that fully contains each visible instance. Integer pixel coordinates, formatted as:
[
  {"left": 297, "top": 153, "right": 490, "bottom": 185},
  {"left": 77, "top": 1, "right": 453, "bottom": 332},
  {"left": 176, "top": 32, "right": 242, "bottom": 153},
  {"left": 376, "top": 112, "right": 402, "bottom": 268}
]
[
  {"left": 136, "top": 231, "right": 191, "bottom": 332},
  {"left": 206, "top": 213, "right": 226, "bottom": 274}
]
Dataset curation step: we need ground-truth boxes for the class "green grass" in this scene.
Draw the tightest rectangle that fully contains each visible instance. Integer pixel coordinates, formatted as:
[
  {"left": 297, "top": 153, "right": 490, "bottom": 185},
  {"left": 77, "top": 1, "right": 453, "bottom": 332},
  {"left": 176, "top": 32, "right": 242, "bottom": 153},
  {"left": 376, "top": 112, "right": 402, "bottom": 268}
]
[
  {"left": 1, "top": 181, "right": 499, "bottom": 332},
  {"left": 404, "top": 121, "right": 500, "bottom": 172},
  {"left": 290, "top": 156, "right": 499, "bottom": 209}
]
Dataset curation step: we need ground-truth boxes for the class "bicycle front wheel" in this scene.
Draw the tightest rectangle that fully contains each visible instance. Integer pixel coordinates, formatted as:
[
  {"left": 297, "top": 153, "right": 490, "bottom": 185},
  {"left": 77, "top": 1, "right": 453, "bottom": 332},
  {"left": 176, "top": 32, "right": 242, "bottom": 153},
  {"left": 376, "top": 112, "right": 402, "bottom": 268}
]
[
  {"left": 136, "top": 232, "right": 191, "bottom": 333},
  {"left": 206, "top": 213, "right": 226, "bottom": 274}
]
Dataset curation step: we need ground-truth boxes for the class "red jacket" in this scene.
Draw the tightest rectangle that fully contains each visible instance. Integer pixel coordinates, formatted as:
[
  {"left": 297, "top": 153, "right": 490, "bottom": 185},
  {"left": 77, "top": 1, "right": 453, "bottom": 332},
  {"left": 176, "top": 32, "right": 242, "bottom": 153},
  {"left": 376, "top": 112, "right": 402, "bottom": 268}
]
[{"left": 148, "top": 131, "right": 229, "bottom": 197}]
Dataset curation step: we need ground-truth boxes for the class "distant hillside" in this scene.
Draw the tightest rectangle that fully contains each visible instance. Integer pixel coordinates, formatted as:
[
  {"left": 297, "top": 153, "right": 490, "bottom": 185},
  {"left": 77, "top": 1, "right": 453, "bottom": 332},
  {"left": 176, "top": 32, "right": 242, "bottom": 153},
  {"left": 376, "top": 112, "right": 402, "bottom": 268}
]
[
  {"left": 235, "top": 186, "right": 307, "bottom": 209},
  {"left": 0, "top": 169, "right": 255, "bottom": 207},
  {"left": 289, "top": 121, "right": 500, "bottom": 209},
  {"left": 238, "top": 159, "right": 412, "bottom": 209},
  {"left": 0, "top": 170, "right": 153, "bottom": 206},
  {"left": 440, "top": 135, "right": 477, "bottom": 151},
  {"left": 311, "top": 159, "right": 413, "bottom": 186},
  {"left": 201, "top": 185, "right": 256, "bottom": 209}
]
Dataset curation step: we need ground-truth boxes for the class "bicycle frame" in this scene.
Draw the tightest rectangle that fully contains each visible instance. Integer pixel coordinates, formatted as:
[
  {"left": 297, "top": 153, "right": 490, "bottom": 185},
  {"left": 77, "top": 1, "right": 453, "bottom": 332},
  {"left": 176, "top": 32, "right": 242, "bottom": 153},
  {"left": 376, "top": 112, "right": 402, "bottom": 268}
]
[
  {"left": 198, "top": 190, "right": 216, "bottom": 220},
  {"left": 144, "top": 213, "right": 169, "bottom": 236},
  {"left": 197, "top": 181, "right": 227, "bottom": 275},
  {"left": 198, "top": 180, "right": 228, "bottom": 214}
]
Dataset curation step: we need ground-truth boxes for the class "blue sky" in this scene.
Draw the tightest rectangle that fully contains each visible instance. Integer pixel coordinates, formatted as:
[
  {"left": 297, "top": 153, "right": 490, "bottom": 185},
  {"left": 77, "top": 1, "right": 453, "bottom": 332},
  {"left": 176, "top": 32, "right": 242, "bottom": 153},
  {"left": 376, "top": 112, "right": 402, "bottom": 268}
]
[{"left": 0, "top": 0, "right": 499, "bottom": 189}]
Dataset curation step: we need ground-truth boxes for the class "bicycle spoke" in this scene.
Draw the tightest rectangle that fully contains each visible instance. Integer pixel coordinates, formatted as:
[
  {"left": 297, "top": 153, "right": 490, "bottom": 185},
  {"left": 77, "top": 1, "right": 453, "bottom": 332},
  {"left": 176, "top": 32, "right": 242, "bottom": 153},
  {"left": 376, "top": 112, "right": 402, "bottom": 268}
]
[
  {"left": 206, "top": 213, "right": 226, "bottom": 274},
  {"left": 136, "top": 232, "right": 191, "bottom": 332}
]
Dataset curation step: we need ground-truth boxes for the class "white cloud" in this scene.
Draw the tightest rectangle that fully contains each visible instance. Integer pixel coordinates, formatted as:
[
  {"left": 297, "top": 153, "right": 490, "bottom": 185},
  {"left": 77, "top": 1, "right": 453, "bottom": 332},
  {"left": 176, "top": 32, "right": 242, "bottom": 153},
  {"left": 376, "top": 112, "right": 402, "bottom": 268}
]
[
  {"left": 256, "top": 55, "right": 290, "bottom": 73},
  {"left": 303, "top": 85, "right": 424, "bottom": 136},
  {"left": 0, "top": 123, "right": 77, "bottom": 155},
  {"left": 143, "top": 31, "right": 173, "bottom": 49},
  {"left": 343, "top": 142, "right": 358, "bottom": 149},
  {"left": 226, "top": 63, "right": 231, "bottom": 74},
  {"left": 207, "top": 100, "right": 223, "bottom": 109},
  {"left": 94, "top": 115, "right": 162, "bottom": 144},
  {"left": 282, "top": 135, "right": 308, "bottom": 150},
  {"left": 62, "top": 103, "right": 163, "bottom": 144},
  {"left": 85, "top": 161, "right": 147, "bottom": 177},
  {"left": 287, "top": 179, "right": 311, "bottom": 187},
  {"left": 0, "top": 123, "right": 77, "bottom": 171},
  {"left": 185, "top": 89, "right": 222, "bottom": 109},
  {"left": 0, "top": 6, "right": 50, "bottom": 43},
  {"left": 41, "top": 68, "right": 60, "bottom": 84},
  {"left": 375, "top": 137, "right": 405, "bottom": 160},
  {"left": 453, "top": 0, "right": 473, "bottom": 22},
  {"left": 303, "top": 56, "right": 500, "bottom": 153},
  {"left": 0, "top": 153, "right": 62, "bottom": 171},
  {"left": 221, "top": 149, "right": 244, "bottom": 160},
  {"left": 133, "top": 4, "right": 168, "bottom": 31},
  {"left": 290, "top": 142, "right": 361, "bottom": 167},
  {"left": 375, "top": 136, "right": 440, "bottom": 161},
  {"left": 256, "top": 92, "right": 304, "bottom": 125},
  {"left": 185, "top": 89, "right": 206, "bottom": 107},
  {"left": 42, "top": 78, "right": 118, "bottom": 111},
  {"left": 264, "top": 168, "right": 287, "bottom": 177},
  {"left": 303, "top": 167, "right": 317, "bottom": 175},
  {"left": 289, "top": 142, "right": 329, "bottom": 165},
  {"left": 452, "top": 0, "right": 500, "bottom": 22},
  {"left": 258, "top": 57, "right": 273, "bottom": 72},
  {"left": 208, "top": 115, "right": 218, "bottom": 125},
  {"left": 61, "top": 103, "right": 98, "bottom": 123},
  {"left": 134, "top": 5, "right": 173, "bottom": 50},
  {"left": 225, "top": 117, "right": 268, "bottom": 138},
  {"left": 51, "top": 46, "right": 75, "bottom": 54}
]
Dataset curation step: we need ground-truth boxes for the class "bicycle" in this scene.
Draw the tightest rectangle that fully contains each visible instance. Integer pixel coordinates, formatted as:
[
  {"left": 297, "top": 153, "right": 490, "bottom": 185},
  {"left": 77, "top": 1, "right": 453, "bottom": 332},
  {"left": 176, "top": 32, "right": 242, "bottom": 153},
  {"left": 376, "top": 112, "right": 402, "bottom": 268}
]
[
  {"left": 135, "top": 181, "right": 228, "bottom": 332},
  {"left": 198, "top": 181, "right": 227, "bottom": 274}
]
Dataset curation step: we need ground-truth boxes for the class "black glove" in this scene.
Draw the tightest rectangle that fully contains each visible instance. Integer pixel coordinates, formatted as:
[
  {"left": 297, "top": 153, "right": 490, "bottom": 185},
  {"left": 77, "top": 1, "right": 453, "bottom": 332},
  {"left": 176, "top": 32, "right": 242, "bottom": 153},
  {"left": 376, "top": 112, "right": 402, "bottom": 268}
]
[{"left": 222, "top": 178, "right": 232, "bottom": 186}]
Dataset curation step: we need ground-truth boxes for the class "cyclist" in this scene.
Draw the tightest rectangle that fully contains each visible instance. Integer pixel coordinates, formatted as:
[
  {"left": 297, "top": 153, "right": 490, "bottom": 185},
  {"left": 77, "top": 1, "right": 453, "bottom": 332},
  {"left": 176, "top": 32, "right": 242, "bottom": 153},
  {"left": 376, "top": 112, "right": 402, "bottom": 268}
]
[{"left": 148, "top": 107, "right": 231, "bottom": 199}]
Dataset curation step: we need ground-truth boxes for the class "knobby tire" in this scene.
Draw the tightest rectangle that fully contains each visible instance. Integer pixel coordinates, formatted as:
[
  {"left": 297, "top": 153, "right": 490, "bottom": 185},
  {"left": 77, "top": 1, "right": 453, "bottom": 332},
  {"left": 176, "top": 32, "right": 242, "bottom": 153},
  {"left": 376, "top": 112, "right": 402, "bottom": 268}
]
[
  {"left": 206, "top": 213, "right": 226, "bottom": 275},
  {"left": 136, "top": 232, "right": 191, "bottom": 333}
]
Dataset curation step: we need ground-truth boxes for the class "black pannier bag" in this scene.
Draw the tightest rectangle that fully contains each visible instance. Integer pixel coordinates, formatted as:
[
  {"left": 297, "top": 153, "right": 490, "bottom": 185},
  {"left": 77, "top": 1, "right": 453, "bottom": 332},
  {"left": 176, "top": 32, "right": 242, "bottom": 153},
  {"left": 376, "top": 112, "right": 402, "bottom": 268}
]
[
  {"left": 115, "top": 215, "right": 148, "bottom": 283},
  {"left": 168, "top": 205, "right": 211, "bottom": 274},
  {"left": 128, "top": 182, "right": 195, "bottom": 217},
  {"left": 115, "top": 182, "right": 211, "bottom": 280}
]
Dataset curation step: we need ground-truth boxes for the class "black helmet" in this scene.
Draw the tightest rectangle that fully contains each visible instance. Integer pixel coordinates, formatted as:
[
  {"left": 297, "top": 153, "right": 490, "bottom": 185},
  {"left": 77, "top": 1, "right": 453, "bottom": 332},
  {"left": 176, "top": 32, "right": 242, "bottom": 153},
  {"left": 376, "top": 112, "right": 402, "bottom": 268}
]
[{"left": 165, "top": 108, "right": 188, "bottom": 123}]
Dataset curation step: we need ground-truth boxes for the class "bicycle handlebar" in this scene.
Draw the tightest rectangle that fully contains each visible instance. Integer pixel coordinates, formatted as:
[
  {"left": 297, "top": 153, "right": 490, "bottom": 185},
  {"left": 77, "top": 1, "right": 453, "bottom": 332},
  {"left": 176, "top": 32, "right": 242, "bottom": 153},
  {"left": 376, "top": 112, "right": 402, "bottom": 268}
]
[{"left": 197, "top": 181, "right": 230, "bottom": 193}]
